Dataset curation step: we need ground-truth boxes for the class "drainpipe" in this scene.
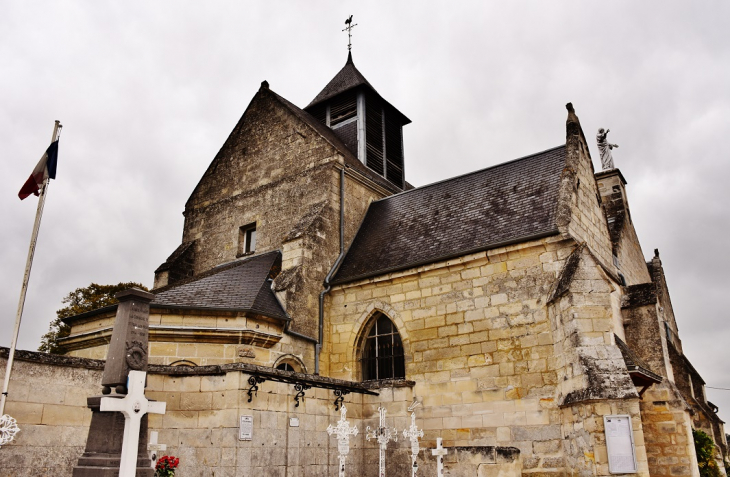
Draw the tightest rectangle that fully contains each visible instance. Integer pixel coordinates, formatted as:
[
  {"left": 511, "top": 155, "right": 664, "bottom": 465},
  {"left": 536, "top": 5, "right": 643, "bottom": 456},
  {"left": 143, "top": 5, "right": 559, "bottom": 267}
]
[{"left": 316, "top": 166, "right": 346, "bottom": 375}]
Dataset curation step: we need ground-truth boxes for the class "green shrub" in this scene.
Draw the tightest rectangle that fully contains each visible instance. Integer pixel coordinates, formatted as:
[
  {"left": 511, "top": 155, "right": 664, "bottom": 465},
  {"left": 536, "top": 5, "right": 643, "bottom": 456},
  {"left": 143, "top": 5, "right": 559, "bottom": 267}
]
[{"left": 693, "top": 428, "right": 721, "bottom": 477}]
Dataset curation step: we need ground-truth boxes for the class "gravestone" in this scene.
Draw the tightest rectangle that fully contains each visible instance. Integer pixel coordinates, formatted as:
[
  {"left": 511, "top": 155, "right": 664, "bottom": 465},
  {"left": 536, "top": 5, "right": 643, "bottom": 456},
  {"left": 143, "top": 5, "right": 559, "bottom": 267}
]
[
  {"left": 73, "top": 288, "right": 157, "bottom": 477},
  {"left": 147, "top": 431, "right": 166, "bottom": 468},
  {"left": 431, "top": 438, "right": 448, "bottom": 477}
]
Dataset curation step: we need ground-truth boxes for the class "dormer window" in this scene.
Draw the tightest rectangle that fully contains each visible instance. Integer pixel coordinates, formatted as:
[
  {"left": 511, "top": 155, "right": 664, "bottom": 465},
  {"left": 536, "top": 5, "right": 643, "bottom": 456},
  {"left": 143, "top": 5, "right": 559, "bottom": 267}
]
[{"left": 238, "top": 223, "right": 257, "bottom": 256}]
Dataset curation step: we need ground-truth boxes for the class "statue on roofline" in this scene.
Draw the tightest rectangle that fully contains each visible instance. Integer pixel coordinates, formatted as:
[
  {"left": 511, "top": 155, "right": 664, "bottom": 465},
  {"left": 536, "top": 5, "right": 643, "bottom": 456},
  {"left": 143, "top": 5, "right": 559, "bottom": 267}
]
[{"left": 597, "top": 128, "right": 619, "bottom": 170}]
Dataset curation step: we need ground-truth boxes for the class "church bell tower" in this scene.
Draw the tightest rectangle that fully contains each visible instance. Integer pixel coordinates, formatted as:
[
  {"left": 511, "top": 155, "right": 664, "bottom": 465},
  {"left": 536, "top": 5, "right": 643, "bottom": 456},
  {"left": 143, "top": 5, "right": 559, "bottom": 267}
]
[{"left": 304, "top": 52, "right": 411, "bottom": 189}]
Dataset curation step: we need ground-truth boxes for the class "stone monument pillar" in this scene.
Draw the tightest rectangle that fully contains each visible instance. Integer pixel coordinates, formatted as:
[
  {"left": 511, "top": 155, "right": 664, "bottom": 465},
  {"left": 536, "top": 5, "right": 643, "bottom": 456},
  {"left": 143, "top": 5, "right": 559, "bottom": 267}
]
[{"left": 73, "top": 288, "right": 156, "bottom": 477}]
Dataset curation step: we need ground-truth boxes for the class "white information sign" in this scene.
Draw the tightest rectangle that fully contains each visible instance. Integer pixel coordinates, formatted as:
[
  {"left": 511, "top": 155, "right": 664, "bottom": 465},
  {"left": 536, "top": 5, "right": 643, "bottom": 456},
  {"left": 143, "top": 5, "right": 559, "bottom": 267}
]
[
  {"left": 604, "top": 415, "right": 637, "bottom": 474},
  {"left": 239, "top": 415, "right": 253, "bottom": 441}
]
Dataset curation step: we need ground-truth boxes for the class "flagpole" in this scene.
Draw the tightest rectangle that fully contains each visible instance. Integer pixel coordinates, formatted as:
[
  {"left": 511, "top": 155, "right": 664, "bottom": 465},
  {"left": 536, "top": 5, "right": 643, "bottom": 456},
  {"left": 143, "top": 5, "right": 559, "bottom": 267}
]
[{"left": 1, "top": 120, "right": 61, "bottom": 419}]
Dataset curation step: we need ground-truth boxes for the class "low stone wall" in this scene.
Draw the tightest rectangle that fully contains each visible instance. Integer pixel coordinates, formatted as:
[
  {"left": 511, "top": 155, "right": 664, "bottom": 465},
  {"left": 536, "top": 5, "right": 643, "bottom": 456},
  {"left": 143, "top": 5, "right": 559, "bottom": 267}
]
[
  {"left": 0, "top": 351, "right": 102, "bottom": 477},
  {"left": 0, "top": 350, "right": 523, "bottom": 477}
]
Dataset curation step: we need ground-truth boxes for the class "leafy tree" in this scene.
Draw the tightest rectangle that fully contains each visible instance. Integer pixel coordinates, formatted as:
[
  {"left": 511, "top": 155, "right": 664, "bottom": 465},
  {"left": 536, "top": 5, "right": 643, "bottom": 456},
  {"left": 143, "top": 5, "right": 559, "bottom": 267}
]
[
  {"left": 38, "top": 282, "right": 148, "bottom": 354},
  {"left": 693, "top": 428, "right": 721, "bottom": 477}
]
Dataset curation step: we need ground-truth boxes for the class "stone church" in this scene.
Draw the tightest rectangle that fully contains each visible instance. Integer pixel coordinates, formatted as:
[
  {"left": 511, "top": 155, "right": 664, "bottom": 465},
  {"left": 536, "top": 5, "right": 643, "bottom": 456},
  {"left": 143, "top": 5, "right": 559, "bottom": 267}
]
[{"left": 1, "top": 52, "right": 727, "bottom": 477}]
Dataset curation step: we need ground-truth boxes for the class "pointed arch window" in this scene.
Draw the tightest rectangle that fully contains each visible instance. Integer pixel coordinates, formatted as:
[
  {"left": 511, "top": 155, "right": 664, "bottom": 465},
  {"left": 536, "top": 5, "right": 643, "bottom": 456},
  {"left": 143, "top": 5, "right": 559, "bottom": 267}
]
[{"left": 361, "top": 312, "right": 405, "bottom": 381}]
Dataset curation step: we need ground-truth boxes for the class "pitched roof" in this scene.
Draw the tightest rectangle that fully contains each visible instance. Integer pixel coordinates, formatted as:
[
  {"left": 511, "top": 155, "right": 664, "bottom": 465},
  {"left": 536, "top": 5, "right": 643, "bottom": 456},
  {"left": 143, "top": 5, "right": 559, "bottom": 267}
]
[
  {"left": 331, "top": 146, "right": 567, "bottom": 284},
  {"left": 305, "top": 53, "right": 410, "bottom": 124},
  {"left": 152, "top": 251, "right": 288, "bottom": 321},
  {"left": 307, "top": 52, "right": 375, "bottom": 108}
]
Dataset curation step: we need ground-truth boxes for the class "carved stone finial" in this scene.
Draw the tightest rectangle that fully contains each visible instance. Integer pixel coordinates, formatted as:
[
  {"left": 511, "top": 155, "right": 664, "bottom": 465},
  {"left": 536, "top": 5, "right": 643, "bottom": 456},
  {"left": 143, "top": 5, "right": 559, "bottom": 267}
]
[{"left": 597, "top": 128, "right": 619, "bottom": 170}]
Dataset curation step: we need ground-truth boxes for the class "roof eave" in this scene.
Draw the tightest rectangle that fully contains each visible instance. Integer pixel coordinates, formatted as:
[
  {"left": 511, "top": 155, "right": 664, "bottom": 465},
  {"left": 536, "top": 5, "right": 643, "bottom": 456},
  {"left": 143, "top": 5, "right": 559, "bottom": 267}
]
[
  {"left": 150, "top": 303, "right": 291, "bottom": 322},
  {"left": 331, "top": 229, "right": 561, "bottom": 286}
]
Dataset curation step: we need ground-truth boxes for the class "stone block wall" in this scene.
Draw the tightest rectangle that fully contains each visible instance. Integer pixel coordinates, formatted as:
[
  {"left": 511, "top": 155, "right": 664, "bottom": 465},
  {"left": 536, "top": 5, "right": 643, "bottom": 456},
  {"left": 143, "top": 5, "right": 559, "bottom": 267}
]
[
  {"left": 2, "top": 351, "right": 527, "bottom": 477},
  {"left": 64, "top": 308, "right": 314, "bottom": 371},
  {"left": 639, "top": 384, "right": 698, "bottom": 477},
  {"left": 326, "top": 236, "right": 591, "bottom": 475},
  {"left": 0, "top": 355, "right": 101, "bottom": 477},
  {"left": 559, "top": 106, "right": 615, "bottom": 276},
  {"left": 561, "top": 400, "right": 649, "bottom": 477},
  {"left": 145, "top": 371, "right": 365, "bottom": 476}
]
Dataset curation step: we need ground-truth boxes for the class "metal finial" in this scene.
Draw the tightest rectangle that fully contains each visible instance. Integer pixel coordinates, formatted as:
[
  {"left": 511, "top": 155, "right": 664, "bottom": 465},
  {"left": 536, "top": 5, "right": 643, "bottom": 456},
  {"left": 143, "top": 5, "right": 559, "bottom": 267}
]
[{"left": 342, "top": 15, "right": 357, "bottom": 52}]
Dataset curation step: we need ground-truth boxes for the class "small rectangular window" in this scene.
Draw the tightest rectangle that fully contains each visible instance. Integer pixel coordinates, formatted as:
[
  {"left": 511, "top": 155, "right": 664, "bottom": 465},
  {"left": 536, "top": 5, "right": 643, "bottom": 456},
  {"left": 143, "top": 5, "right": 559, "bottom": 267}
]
[{"left": 238, "top": 223, "right": 257, "bottom": 256}]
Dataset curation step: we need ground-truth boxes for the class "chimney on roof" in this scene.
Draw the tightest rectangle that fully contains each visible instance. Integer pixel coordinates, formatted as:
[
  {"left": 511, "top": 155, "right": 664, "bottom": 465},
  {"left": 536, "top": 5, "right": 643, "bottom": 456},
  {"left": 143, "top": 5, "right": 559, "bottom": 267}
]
[{"left": 260, "top": 80, "right": 269, "bottom": 91}]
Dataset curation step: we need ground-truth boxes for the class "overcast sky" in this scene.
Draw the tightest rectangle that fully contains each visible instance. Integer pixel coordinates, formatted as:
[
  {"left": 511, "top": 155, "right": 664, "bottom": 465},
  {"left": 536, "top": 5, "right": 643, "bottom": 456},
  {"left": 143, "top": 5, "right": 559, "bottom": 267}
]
[{"left": 2, "top": 1, "right": 729, "bottom": 422}]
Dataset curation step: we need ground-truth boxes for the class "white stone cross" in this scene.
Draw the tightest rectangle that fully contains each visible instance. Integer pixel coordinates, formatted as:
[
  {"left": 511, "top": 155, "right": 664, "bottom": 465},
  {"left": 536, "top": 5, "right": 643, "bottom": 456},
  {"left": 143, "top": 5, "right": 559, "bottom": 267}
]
[
  {"left": 402, "top": 412, "right": 424, "bottom": 477},
  {"left": 100, "top": 370, "right": 166, "bottom": 477},
  {"left": 327, "top": 405, "right": 358, "bottom": 477},
  {"left": 366, "top": 407, "right": 397, "bottom": 477},
  {"left": 431, "top": 438, "right": 448, "bottom": 477},
  {"left": 147, "top": 430, "right": 167, "bottom": 469}
]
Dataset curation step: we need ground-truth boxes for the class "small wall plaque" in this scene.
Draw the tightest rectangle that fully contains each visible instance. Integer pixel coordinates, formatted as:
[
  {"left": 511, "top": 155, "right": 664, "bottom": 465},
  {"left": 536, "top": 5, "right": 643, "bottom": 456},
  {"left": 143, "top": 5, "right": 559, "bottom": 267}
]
[
  {"left": 239, "top": 415, "right": 253, "bottom": 441},
  {"left": 604, "top": 415, "right": 637, "bottom": 474},
  {"left": 290, "top": 417, "right": 300, "bottom": 427}
]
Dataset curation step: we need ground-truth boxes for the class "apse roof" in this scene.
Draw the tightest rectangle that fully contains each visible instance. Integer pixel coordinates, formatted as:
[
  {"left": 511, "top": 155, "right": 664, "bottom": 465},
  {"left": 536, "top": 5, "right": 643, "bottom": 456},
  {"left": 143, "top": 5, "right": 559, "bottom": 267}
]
[
  {"left": 151, "top": 251, "right": 288, "bottom": 321},
  {"left": 331, "top": 146, "right": 567, "bottom": 284}
]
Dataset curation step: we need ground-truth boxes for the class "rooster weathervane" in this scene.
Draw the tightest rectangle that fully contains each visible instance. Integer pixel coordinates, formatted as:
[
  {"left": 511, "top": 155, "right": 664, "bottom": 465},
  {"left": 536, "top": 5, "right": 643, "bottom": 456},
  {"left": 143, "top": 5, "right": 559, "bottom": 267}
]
[{"left": 343, "top": 15, "right": 357, "bottom": 51}]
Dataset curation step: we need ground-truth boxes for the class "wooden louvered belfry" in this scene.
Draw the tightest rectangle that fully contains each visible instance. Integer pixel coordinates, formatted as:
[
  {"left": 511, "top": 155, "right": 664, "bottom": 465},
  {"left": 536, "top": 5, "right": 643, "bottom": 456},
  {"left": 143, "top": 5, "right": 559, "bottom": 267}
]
[{"left": 304, "top": 52, "right": 411, "bottom": 189}]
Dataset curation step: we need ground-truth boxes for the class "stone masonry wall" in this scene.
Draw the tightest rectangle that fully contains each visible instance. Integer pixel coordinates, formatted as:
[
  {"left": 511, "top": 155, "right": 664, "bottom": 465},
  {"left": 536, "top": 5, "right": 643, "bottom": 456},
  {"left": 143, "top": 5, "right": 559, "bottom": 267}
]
[
  {"left": 326, "top": 236, "right": 594, "bottom": 475},
  {"left": 548, "top": 247, "right": 648, "bottom": 477},
  {"left": 0, "top": 355, "right": 101, "bottom": 477},
  {"left": 0, "top": 352, "right": 525, "bottom": 477},
  {"left": 172, "top": 86, "right": 392, "bottom": 344},
  {"left": 178, "top": 87, "right": 346, "bottom": 340},
  {"left": 595, "top": 171, "right": 651, "bottom": 287},
  {"left": 558, "top": 107, "right": 615, "bottom": 276},
  {"left": 561, "top": 400, "right": 649, "bottom": 477},
  {"left": 639, "top": 384, "right": 699, "bottom": 477}
]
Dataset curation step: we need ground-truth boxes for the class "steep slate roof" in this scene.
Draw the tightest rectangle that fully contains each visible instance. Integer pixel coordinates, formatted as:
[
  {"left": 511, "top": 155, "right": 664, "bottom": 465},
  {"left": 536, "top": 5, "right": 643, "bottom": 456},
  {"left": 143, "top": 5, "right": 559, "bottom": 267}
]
[
  {"left": 305, "top": 53, "right": 411, "bottom": 124},
  {"left": 332, "top": 146, "right": 567, "bottom": 284},
  {"left": 615, "top": 335, "right": 663, "bottom": 384},
  {"left": 152, "top": 251, "right": 288, "bottom": 321},
  {"left": 307, "top": 52, "right": 374, "bottom": 108}
]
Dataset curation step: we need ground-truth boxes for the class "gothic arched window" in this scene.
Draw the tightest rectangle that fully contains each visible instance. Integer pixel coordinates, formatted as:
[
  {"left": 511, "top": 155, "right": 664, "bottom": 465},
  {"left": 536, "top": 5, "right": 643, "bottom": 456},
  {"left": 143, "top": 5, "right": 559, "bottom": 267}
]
[{"left": 361, "top": 313, "right": 405, "bottom": 381}]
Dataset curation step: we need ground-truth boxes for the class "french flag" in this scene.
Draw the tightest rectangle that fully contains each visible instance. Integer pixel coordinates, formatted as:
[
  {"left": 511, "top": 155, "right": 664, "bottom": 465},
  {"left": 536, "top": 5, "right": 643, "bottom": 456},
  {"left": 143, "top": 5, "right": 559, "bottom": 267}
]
[{"left": 18, "top": 140, "right": 59, "bottom": 200}]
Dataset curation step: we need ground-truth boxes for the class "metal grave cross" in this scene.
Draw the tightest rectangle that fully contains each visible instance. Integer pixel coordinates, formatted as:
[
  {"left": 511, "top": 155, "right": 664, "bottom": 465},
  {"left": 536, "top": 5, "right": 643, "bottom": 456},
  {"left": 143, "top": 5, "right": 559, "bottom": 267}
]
[
  {"left": 100, "top": 370, "right": 166, "bottom": 477},
  {"left": 431, "top": 438, "right": 448, "bottom": 477},
  {"left": 147, "top": 430, "right": 167, "bottom": 469},
  {"left": 366, "top": 407, "right": 398, "bottom": 477},
  {"left": 402, "top": 412, "right": 424, "bottom": 477},
  {"left": 327, "top": 405, "right": 359, "bottom": 477}
]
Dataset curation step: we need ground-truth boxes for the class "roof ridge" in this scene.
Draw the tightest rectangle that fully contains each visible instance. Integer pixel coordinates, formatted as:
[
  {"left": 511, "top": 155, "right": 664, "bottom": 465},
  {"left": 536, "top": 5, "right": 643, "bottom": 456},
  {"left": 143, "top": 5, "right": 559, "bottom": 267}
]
[{"left": 371, "top": 144, "right": 566, "bottom": 204}]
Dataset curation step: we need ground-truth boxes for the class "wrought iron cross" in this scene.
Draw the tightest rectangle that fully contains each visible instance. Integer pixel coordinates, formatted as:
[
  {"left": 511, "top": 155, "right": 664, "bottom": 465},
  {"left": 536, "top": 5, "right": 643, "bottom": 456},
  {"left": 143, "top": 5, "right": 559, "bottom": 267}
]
[
  {"left": 327, "top": 405, "right": 359, "bottom": 477},
  {"left": 342, "top": 15, "right": 358, "bottom": 52},
  {"left": 402, "top": 412, "right": 424, "bottom": 477},
  {"left": 366, "top": 407, "right": 397, "bottom": 477}
]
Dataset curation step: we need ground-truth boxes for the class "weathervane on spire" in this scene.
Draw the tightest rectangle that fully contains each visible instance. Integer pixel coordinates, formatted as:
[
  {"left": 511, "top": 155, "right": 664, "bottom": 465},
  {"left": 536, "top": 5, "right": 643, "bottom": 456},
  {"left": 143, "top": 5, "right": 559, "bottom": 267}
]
[{"left": 343, "top": 15, "right": 357, "bottom": 51}]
